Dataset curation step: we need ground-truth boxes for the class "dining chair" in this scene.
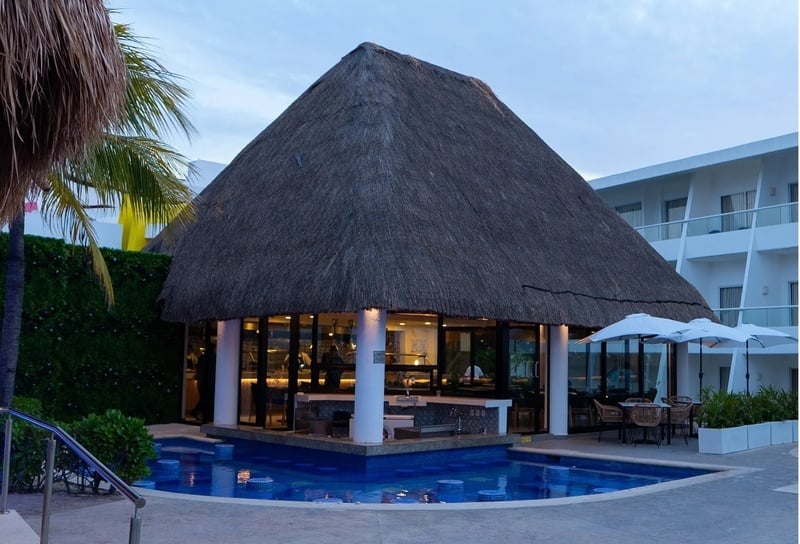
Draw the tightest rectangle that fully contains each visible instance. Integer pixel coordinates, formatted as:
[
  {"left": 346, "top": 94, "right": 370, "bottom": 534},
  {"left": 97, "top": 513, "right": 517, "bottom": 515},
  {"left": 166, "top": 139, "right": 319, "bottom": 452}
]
[
  {"left": 664, "top": 399, "right": 694, "bottom": 444},
  {"left": 627, "top": 403, "right": 664, "bottom": 446},
  {"left": 569, "top": 392, "right": 595, "bottom": 429},
  {"left": 591, "top": 398, "right": 624, "bottom": 441}
]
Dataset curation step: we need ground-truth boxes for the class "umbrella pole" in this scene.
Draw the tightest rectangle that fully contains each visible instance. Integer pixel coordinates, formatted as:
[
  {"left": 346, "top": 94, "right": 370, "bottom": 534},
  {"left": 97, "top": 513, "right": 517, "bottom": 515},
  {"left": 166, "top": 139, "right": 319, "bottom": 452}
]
[
  {"left": 698, "top": 343, "right": 704, "bottom": 401},
  {"left": 745, "top": 341, "right": 750, "bottom": 395}
]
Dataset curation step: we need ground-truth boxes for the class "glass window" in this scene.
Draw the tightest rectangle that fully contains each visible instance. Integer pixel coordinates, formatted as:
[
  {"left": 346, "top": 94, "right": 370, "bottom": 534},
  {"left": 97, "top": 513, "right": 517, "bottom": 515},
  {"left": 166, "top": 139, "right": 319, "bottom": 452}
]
[
  {"left": 615, "top": 202, "right": 643, "bottom": 228},
  {"left": 790, "top": 183, "right": 798, "bottom": 223},
  {"left": 567, "top": 332, "right": 600, "bottom": 395},
  {"left": 316, "top": 313, "right": 358, "bottom": 392},
  {"left": 385, "top": 312, "right": 438, "bottom": 394},
  {"left": 442, "top": 317, "right": 496, "bottom": 394},
  {"left": 605, "top": 340, "right": 633, "bottom": 397},
  {"left": 511, "top": 324, "right": 547, "bottom": 433},
  {"left": 790, "top": 281, "right": 798, "bottom": 327},
  {"left": 642, "top": 343, "right": 665, "bottom": 400},
  {"left": 719, "top": 286, "right": 742, "bottom": 327},
  {"left": 721, "top": 190, "right": 755, "bottom": 231},
  {"left": 510, "top": 327, "right": 538, "bottom": 386},
  {"left": 663, "top": 197, "right": 687, "bottom": 239}
]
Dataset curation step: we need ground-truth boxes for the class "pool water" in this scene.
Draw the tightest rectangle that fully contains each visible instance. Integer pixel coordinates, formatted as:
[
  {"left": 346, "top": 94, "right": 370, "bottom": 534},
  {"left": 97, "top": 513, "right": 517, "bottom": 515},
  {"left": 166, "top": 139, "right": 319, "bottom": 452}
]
[{"left": 141, "top": 438, "right": 710, "bottom": 504}]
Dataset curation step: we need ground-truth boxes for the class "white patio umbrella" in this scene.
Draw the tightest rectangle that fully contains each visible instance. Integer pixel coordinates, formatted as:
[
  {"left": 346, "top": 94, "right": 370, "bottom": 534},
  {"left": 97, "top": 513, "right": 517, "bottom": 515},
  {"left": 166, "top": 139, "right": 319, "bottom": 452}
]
[
  {"left": 578, "top": 313, "right": 689, "bottom": 344},
  {"left": 648, "top": 318, "right": 754, "bottom": 398},
  {"left": 579, "top": 314, "right": 690, "bottom": 402},
  {"left": 708, "top": 323, "right": 797, "bottom": 394}
]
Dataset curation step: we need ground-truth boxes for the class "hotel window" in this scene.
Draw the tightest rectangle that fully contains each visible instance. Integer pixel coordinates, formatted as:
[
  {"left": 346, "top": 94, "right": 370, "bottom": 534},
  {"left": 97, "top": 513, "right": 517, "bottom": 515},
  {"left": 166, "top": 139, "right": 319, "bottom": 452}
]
[
  {"left": 791, "top": 281, "right": 798, "bottom": 327},
  {"left": 721, "top": 190, "right": 755, "bottom": 232},
  {"left": 719, "top": 286, "right": 742, "bottom": 327},
  {"left": 615, "top": 202, "right": 643, "bottom": 228},
  {"left": 790, "top": 183, "right": 798, "bottom": 223},
  {"left": 663, "top": 197, "right": 687, "bottom": 239}
]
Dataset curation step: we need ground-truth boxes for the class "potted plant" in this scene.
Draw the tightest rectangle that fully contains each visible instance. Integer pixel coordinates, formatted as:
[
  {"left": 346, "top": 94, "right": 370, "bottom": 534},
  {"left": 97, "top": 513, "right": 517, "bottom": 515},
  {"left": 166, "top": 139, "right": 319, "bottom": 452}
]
[
  {"left": 698, "top": 388, "right": 748, "bottom": 454},
  {"left": 781, "top": 388, "right": 799, "bottom": 443},
  {"left": 743, "top": 391, "right": 771, "bottom": 449},
  {"left": 764, "top": 386, "right": 797, "bottom": 445}
]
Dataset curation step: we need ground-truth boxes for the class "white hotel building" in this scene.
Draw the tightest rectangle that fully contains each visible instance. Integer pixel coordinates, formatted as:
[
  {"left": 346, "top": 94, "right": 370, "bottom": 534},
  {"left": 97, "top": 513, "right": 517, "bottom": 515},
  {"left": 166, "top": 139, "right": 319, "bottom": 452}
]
[{"left": 590, "top": 133, "right": 798, "bottom": 397}]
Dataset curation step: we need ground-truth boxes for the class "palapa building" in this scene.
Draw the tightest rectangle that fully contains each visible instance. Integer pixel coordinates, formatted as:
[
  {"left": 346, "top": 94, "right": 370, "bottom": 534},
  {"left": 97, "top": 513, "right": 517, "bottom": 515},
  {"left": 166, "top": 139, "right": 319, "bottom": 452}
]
[{"left": 149, "top": 43, "right": 714, "bottom": 442}]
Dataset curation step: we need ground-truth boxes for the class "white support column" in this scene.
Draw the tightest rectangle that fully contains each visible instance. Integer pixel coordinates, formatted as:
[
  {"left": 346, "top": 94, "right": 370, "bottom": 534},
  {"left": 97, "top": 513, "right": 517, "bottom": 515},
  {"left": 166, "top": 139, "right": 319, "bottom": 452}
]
[
  {"left": 674, "top": 342, "right": 690, "bottom": 398},
  {"left": 352, "top": 309, "right": 387, "bottom": 444},
  {"left": 549, "top": 325, "right": 569, "bottom": 436},
  {"left": 728, "top": 350, "right": 746, "bottom": 393},
  {"left": 214, "top": 319, "right": 240, "bottom": 425}
]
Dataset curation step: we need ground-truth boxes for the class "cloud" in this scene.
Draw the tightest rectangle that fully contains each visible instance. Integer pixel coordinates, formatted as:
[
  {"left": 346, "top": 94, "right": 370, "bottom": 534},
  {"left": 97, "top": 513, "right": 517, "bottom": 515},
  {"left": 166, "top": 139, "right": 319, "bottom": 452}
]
[{"left": 193, "top": 76, "right": 297, "bottom": 122}]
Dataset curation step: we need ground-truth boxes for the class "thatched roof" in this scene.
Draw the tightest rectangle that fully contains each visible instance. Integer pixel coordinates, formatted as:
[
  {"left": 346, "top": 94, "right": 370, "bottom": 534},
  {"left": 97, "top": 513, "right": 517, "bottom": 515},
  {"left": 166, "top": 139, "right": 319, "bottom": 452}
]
[
  {"left": 0, "top": 0, "right": 125, "bottom": 225},
  {"left": 150, "top": 42, "right": 714, "bottom": 328}
]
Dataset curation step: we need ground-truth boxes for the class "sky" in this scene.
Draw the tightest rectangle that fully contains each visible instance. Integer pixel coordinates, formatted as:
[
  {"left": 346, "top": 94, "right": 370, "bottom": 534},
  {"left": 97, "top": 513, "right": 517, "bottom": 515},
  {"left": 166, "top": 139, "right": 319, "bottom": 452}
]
[{"left": 108, "top": 0, "right": 797, "bottom": 180}]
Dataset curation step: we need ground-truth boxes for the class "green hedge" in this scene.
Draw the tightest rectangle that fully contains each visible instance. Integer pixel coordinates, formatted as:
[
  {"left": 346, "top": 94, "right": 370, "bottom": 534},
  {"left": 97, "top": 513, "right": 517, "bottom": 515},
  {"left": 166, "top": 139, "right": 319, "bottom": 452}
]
[{"left": 0, "top": 234, "right": 183, "bottom": 424}]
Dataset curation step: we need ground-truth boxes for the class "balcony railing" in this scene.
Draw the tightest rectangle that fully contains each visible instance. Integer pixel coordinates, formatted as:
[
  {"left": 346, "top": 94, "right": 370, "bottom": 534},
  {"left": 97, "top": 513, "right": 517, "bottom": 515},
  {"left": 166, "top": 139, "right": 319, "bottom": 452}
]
[
  {"left": 713, "top": 305, "right": 798, "bottom": 328},
  {"left": 756, "top": 202, "right": 799, "bottom": 227},
  {"left": 633, "top": 202, "right": 798, "bottom": 242}
]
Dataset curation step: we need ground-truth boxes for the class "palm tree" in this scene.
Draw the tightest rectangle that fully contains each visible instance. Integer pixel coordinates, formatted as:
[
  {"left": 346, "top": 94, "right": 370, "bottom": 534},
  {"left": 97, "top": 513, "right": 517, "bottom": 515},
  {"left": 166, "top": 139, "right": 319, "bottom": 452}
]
[{"left": 0, "top": 19, "right": 196, "bottom": 407}]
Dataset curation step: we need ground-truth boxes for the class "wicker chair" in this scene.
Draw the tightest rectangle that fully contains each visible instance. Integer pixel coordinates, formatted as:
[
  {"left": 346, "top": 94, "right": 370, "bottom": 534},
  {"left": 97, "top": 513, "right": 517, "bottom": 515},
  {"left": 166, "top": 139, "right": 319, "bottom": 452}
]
[
  {"left": 663, "top": 398, "right": 694, "bottom": 444},
  {"left": 627, "top": 403, "right": 664, "bottom": 446},
  {"left": 624, "top": 397, "right": 651, "bottom": 404},
  {"left": 592, "top": 399, "right": 624, "bottom": 442}
]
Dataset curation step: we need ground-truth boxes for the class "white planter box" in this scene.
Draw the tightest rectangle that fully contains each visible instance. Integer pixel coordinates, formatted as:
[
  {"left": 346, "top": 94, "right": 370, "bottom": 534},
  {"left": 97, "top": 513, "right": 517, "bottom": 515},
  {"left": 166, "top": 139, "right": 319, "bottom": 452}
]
[
  {"left": 770, "top": 421, "right": 793, "bottom": 445},
  {"left": 747, "top": 422, "right": 771, "bottom": 449},
  {"left": 788, "top": 420, "right": 798, "bottom": 443},
  {"left": 698, "top": 426, "right": 748, "bottom": 454}
]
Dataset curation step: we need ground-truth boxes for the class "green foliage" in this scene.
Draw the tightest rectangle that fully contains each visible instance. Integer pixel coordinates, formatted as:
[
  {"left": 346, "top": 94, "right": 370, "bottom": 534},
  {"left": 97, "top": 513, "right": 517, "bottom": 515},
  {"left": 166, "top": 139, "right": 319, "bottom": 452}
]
[
  {"left": 0, "top": 234, "right": 183, "bottom": 423},
  {"left": 2, "top": 397, "right": 49, "bottom": 491},
  {"left": 777, "top": 388, "right": 799, "bottom": 420},
  {"left": 699, "top": 388, "right": 748, "bottom": 428},
  {"left": 66, "top": 409, "right": 155, "bottom": 485},
  {"left": 754, "top": 385, "right": 798, "bottom": 421},
  {"left": 700, "top": 386, "right": 799, "bottom": 428}
]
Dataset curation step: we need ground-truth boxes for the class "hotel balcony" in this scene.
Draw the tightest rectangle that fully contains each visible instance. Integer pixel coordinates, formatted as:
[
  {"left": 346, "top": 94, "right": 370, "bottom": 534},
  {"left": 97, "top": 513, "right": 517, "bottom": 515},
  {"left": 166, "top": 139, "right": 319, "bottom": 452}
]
[
  {"left": 636, "top": 202, "right": 797, "bottom": 262},
  {"left": 716, "top": 305, "right": 798, "bottom": 330}
]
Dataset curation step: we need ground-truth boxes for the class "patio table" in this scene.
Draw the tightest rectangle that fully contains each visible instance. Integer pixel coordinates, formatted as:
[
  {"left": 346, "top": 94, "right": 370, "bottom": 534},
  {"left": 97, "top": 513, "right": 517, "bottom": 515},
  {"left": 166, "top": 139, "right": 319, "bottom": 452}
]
[{"left": 618, "top": 402, "right": 671, "bottom": 445}]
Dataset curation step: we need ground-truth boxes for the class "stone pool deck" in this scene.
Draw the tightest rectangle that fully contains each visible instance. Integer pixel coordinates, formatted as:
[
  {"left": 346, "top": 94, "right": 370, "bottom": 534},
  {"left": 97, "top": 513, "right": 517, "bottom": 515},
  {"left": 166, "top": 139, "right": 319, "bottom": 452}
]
[{"left": 3, "top": 425, "right": 797, "bottom": 543}]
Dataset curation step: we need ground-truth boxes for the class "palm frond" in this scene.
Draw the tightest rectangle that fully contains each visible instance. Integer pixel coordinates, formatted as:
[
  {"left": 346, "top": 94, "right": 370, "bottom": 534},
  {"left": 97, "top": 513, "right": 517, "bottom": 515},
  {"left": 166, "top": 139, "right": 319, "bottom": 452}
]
[
  {"left": 112, "top": 22, "right": 195, "bottom": 140},
  {"left": 39, "top": 172, "right": 114, "bottom": 305},
  {"left": 55, "top": 135, "right": 196, "bottom": 225},
  {"left": 0, "top": 0, "right": 126, "bottom": 224}
]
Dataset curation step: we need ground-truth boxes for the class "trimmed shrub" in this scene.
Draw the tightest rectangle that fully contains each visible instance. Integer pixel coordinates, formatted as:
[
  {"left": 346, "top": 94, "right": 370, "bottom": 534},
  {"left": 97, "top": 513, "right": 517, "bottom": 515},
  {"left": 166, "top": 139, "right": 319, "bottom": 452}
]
[{"left": 65, "top": 409, "right": 155, "bottom": 489}]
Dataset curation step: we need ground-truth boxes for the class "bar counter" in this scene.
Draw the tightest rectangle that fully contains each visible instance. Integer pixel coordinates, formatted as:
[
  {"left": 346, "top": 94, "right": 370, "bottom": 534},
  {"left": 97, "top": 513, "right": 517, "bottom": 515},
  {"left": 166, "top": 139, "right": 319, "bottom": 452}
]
[{"left": 295, "top": 393, "right": 512, "bottom": 435}]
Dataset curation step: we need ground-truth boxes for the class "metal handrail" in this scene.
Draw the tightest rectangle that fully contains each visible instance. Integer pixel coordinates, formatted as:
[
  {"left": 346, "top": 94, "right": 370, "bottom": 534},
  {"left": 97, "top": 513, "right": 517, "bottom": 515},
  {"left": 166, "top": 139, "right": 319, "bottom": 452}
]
[{"left": 1, "top": 406, "right": 144, "bottom": 543}]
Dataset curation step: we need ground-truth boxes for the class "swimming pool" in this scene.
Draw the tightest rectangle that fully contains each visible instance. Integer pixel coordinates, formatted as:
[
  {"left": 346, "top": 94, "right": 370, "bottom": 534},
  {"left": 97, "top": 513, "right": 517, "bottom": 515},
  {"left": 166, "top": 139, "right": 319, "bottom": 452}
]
[{"left": 139, "top": 437, "right": 712, "bottom": 504}]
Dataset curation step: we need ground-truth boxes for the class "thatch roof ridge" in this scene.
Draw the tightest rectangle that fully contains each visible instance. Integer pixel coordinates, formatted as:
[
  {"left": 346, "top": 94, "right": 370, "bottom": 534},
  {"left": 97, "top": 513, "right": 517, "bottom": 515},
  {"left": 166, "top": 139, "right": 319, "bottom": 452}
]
[{"left": 150, "top": 42, "right": 714, "bottom": 328}]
